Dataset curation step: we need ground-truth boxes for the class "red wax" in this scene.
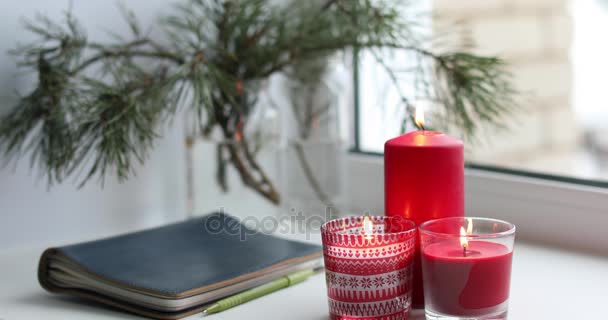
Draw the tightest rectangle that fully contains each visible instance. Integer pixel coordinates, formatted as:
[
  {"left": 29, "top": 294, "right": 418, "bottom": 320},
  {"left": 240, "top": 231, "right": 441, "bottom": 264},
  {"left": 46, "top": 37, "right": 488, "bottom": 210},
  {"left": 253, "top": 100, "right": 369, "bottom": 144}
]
[
  {"left": 422, "top": 240, "right": 513, "bottom": 317},
  {"left": 384, "top": 131, "right": 464, "bottom": 307}
]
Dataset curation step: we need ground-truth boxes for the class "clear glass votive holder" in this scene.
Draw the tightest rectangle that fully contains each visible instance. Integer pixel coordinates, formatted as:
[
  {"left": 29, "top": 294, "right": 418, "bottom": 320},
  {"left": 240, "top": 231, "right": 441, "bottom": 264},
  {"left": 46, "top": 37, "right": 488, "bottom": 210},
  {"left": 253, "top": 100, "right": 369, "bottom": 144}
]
[
  {"left": 321, "top": 216, "right": 417, "bottom": 320},
  {"left": 419, "top": 217, "right": 516, "bottom": 320}
]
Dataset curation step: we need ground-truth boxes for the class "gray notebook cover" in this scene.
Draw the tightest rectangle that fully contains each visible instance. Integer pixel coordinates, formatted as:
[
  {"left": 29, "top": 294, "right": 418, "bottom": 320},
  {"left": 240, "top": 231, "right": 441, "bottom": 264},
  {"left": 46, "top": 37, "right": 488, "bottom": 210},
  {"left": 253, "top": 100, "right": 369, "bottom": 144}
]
[{"left": 38, "top": 212, "right": 322, "bottom": 319}]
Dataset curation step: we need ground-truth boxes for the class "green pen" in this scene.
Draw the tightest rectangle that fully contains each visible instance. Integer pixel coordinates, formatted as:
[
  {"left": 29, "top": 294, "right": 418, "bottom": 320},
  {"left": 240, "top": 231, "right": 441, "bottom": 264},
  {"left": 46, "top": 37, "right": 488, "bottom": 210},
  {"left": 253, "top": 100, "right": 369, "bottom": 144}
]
[{"left": 202, "top": 269, "right": 317, "bottom": 316}]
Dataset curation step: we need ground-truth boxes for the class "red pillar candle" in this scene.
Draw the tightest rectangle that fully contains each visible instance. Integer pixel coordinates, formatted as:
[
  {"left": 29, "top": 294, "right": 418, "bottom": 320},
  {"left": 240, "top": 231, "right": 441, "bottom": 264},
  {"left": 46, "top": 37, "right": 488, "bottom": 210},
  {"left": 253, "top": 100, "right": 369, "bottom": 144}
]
[{"left": 384, "top": 130, "right": 464, "bottom": 307}]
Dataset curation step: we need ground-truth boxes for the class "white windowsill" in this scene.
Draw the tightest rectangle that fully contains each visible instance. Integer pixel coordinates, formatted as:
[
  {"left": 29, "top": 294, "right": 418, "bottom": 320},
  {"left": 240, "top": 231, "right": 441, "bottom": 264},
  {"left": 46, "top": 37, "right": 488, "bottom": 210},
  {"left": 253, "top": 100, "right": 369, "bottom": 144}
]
[{"left": 1, "top": 241, "right": 606, "bottom": 319}]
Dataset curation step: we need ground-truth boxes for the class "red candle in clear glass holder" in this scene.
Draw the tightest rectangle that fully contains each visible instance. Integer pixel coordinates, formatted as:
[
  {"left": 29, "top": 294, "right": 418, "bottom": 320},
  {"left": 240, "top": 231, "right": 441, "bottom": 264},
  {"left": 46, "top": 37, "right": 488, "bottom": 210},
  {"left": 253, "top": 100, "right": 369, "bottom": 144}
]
[
  {"left": 419, "top": 217, "right": 516, "bottom": 320},
  {"left": 321, "top": 216, "right": 417, "bottom": 320}
]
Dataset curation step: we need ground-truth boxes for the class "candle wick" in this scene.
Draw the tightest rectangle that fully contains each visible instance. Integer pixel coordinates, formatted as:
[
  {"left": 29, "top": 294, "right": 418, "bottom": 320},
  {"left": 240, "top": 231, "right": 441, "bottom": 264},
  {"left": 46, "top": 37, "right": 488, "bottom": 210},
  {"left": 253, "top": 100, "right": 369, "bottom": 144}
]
[
  {"left": 463, "top": 245, "right": 467, "bottom": 257},
  {"left": 420, "top": 124, "right": 426, "bottom": 131}
]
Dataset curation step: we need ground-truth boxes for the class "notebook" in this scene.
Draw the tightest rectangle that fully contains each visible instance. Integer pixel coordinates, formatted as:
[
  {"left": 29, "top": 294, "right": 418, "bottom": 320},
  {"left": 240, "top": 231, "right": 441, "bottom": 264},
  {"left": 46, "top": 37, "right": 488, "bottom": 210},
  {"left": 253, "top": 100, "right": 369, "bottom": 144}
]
[{"left": 38, "top": 212, "right": 323, "bottom": 319}]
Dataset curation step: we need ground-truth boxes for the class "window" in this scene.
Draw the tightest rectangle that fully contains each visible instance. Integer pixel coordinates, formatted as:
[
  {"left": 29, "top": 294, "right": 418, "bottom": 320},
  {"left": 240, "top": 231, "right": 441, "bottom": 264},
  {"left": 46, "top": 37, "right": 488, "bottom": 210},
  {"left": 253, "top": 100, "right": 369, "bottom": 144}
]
[
  {"left": 355, "top": 0, "right": 608, "bottom": 185},
  {"left": 350, "top": 0, "right": 608, "bottom": 254}
]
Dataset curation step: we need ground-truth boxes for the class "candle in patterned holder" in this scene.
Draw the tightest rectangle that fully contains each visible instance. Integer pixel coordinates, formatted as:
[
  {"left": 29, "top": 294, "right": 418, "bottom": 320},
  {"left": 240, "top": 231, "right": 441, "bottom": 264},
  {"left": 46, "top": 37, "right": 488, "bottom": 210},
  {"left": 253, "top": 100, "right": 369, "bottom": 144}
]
[{"left": 321, "top": 216, "right": 417, "bottom": 320}]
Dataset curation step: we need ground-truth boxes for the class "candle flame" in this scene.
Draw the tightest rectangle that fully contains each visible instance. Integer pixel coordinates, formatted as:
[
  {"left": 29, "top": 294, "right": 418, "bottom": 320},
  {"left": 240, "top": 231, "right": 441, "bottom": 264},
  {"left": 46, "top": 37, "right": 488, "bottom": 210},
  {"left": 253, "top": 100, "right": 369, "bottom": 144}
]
[
  {"left": 415, "top": 104, "right": 425, "bottom": 129},
  {"left": 460, "top": 226, "right": 468, "bottom": 248},
  {"left": 460, "top": 219, "right": 473, "bottom": 250},
  {"left": 363, "top": 216, "right": 374, "bottom": 240}
]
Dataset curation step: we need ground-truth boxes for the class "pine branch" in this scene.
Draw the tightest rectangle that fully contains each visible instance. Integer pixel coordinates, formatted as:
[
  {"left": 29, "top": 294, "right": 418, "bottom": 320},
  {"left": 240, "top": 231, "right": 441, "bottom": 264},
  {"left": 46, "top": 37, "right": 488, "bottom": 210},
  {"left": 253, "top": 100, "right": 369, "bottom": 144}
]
[
  {"left": 0, "top": 0, "right": 518, "bottom": 206},
  {"left": 72, "top": 39, "right": 185, "bottom": 75}
]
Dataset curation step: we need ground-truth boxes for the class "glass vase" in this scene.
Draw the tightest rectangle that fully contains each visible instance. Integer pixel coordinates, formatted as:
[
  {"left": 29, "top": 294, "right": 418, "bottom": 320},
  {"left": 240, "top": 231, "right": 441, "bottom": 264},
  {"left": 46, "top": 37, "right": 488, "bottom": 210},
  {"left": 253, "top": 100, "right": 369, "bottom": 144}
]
[{"left": 276, "top": 57, "right": 350, "bottom": 219}]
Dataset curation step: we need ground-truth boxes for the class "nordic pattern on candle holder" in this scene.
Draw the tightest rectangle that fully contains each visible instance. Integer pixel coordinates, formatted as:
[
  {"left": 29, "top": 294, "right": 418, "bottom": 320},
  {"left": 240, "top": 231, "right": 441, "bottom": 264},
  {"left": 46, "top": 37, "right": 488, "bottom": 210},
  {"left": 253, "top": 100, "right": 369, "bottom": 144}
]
[
  {"left": 322, "top": 216, "right": 416, "bottom": 320},
  {"left": 323, "top": 255, "right": 413, "bottom": 275}
]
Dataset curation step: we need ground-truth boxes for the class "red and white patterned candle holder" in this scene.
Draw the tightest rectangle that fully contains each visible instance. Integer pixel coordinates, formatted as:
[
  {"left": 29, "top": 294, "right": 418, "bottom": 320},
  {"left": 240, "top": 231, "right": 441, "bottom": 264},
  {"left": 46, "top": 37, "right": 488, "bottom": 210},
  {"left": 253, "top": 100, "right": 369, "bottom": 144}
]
[{"left": 321, "top": 216, "right": 417, "bottom": 320}]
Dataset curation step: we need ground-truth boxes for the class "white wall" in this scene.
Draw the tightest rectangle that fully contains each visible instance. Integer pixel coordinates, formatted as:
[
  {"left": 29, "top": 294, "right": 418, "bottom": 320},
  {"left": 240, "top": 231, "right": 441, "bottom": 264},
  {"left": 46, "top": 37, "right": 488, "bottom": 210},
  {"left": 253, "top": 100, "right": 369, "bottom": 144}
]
[{"left": 0, "top": 1, "right": 188, "bottom": 252}]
